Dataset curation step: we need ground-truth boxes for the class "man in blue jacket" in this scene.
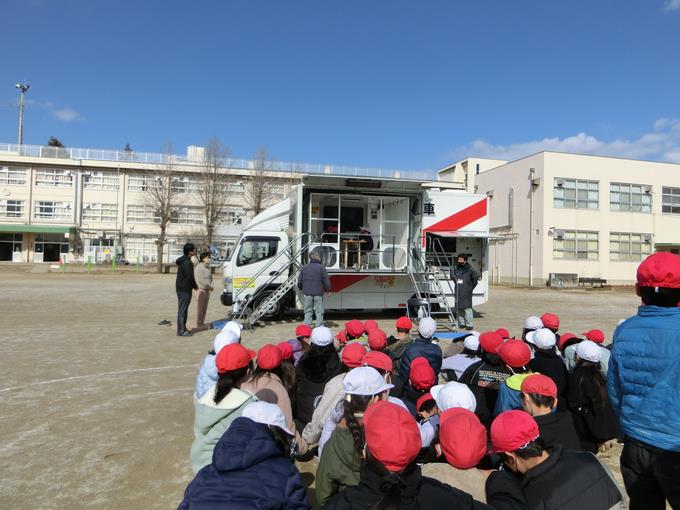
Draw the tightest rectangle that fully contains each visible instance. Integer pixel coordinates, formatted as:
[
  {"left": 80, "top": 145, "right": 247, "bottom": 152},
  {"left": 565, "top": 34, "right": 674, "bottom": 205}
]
[
  {"left": 608, "top": 252, "right": 680, "bottom": 510},
  {"left": 297, "top": 249, "right": 331, "bottom": 328}
]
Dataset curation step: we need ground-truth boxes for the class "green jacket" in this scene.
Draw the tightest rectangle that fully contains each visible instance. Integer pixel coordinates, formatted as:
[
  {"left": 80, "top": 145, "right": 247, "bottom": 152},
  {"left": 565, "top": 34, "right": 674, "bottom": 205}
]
[
  {"left": 315, "top": 426, "right": 361, "bottom": 507},
  {"left": 190, "top": 385, "right": 256, "bottom": 473}
]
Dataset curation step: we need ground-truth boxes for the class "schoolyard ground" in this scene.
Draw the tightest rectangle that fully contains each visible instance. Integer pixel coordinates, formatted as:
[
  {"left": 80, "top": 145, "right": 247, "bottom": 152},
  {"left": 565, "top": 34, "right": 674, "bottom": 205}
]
[{"left": 0, "top": 271, "right": 639, "bottom": 509}]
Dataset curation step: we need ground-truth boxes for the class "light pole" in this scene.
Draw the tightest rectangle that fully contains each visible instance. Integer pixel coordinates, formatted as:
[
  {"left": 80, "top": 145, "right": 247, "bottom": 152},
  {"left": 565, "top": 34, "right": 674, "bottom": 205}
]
[{"left": 16, "top": 82, "right": 30, "bottom": 145}]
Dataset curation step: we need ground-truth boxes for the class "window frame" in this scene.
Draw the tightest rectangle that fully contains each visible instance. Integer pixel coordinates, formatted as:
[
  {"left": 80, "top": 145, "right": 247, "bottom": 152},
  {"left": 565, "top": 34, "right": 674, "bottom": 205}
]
[
  {"left": 34, "top": 201, "right": 73, "bottom": 220},
  {"left": 553, "top": 178, "right": 599, "bottom": 210},
  {"left": 235, "top": 236, "right": 280, "bottom": 267},
  {"left": 0, "top": 166, "right": 28, "bottom": 185},
  {"left": 609, "top": 232, "right": 653, "bottom": 261},
  {"left": 0, "top": 199, "right": 25, "bottom": 218},
  {"left": 35, "top": 168, "right": 74, "bottom": 188},
  {"left": 83, "top": 203, "right": 118, "bottom": 223},
  {"left": 662, "top": 186, "right": 680, "bottom": 215},
  {"left": 610, "top": 182, "right": 652, "bottom": 213},
  {"left": 552, "top": 229, "right": 599, "bottom": 260}
]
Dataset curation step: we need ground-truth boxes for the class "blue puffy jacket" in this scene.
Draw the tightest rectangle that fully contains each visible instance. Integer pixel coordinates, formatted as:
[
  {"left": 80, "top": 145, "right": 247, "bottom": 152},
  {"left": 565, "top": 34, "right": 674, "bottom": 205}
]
[
  {"left": 194, "top": 354, "right": 217, "bottom": 401},
  {"left": 399, "top": 336, "right": 443, "bottom": 379},
  {"left": 608, "top": 306, "right": 680, "bottom": 452},
  {"left": 178, "top": 417, "right": 311, "bottom": 510}
]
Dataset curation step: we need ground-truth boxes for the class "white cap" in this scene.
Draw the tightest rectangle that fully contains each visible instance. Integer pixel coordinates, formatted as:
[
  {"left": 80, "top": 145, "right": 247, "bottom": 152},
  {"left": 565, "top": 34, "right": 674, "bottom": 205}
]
[
  {"left": 524, "top": 316, "right": 543, "bottom": 331},
  {"left": 223, "top": 321, "right": 243, "bottom": 339},
  {"left": 463, "top": 335, "right": 480, "bottom": 351},
  {"left": 311, "top": 326, "right": 334, "bottom": 347},
  {"left": 533, "top": 328, "right": 557, "bottom": 350},
  {"left": 343, "top": 366, "right": 394, "bottom": 396},
  {"left": 430, "top": 382, "right": 476, "bottom": 412},
  {"left": 576, "top": 340, "right": 602, "bottom": 363},
  {"left": 418, "top": 317, "right": 437, "bottom": 339},
  {"left": 213, "top": 328, "right": 239, "bottom": 353},
  {"left": 242, "top": 401, "right": 294, "bottom": 436},
  {"left": 469, "top": 330, "right": 480, "bottom": 337}
]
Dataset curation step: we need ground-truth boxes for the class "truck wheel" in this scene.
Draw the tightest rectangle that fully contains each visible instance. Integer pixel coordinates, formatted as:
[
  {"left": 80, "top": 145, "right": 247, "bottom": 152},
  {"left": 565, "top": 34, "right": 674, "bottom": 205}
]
[{"left": 252, "top": 290, "right": 285, "bottom": 321}]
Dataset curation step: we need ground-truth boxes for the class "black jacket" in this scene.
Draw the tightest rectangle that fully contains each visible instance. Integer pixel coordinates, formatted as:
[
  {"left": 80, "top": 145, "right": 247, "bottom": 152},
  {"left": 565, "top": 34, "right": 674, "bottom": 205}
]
[
  {"left": 323, "top": 463, "right": 497, "bottom": 510},
  {"left": 294, "top": 347, "right": 344, "bottom": 426},
  {"left": 529, "top": 350, "right": 569, "bottom": 410},
  {"left": 534, "top": 412, "right": 582, "bottom": 452},
  {"left": 451, "top": 263, "right": 479, "bottom": 310},
  {"left": 485, "top": 445, "right": 622, "bottom": 510},
  {"left": 460, "top": 359, "right": 512, "bottom": 427},
  {"left": 176, "top": 255, "right": 198, "bottom": 293},
  {"left": 298, "top": 259, "right": 331, "bottom": 296}
]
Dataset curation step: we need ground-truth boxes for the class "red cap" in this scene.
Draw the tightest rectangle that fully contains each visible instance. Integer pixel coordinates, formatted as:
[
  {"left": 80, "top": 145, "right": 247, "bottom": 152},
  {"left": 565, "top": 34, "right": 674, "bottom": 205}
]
[
  {"left": 416, "top": 392, "right": 435, "bottom": 412},
  {"left": 335, "top": 329, "right": 348, "bottom": 343},
  {"left": 368, "top": 328, "right": 388, "bottom": 351},
  {"left": 521, "top": 374, "right": 557, "bottom": 399},
  {"left": 276, "top": 341, "right": 294, "bottom": 361},
  {"left": 295, "top": 324, "right": 312, "bottom": 338},
  {"left": 341, "top": 342, "right": 368, "bottom": 368},
  {"left": 440, "top": 408, "right": 488, "bottom": 469},
  {"left": 409, "top": 356, "right": 435, "bottom": 391},
  {"left": 396, "top": 316, "right": 413, "bottom": 330},
  {"left": 556, "top": 332, "right": 578, "bottom": 351},
  {"left": 363, "top": 320, "right": 379, "bottom": 333},
  {"left": 345, "top": 319, "right": 365, "bottom": 338},
  {"left": 479, "top": 331, "right": 504, "bottom": 354},
  {"left": 582, "top": 329, "right": 605, "bottom": 344},
  {"left": 540, "top": 313, "right": 560, "bottom": 330},
  {"left": 637, "top": 252, "right": 680, "bottom": 289},
  {"left": 216, "top": 343, "right": 257, "bottom": 373},
  {"left": 490, "top": 410, "right": 540, "bottom": 453},
  {"left": 257, "top": 344, "right": 282, "bottom": 370},
  {"left": 363, "top": 351, "right": 393, "bottom": 373},
  {"left": 498, "top": 339, "right": 531, "bottom": 368},
  {"left": 364, "top": 401, "right": 421, "bottom": 472},
  {"left": 495, "top": 328, "right": 510, "bottom": 340}
]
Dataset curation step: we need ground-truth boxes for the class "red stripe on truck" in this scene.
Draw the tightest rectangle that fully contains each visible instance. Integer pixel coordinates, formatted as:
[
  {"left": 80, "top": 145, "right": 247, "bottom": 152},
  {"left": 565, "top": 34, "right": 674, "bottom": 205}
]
[
  {"left": 424, "top": 198, "right": 487, "bottom": 234},
  {"left": 330, "top": 274, "right": 368, "bottom": 292}
]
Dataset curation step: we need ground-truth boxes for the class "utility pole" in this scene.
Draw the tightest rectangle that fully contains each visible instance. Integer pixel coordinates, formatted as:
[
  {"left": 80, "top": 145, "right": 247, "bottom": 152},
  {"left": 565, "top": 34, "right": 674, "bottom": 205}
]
[{"left": 16, "top": 82, "right": 30, "bottom": 145}]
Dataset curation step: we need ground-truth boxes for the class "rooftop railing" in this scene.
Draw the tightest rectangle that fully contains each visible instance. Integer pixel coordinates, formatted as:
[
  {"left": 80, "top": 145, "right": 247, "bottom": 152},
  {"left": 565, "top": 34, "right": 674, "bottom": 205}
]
[{"left": 0, "top": 143, "right": 436, "bottom": 181}]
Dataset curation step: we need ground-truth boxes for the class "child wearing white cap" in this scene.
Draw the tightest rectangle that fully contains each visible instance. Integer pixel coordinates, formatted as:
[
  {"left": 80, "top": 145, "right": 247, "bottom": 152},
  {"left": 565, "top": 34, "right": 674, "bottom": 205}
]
[
  {"left": 527, "top": 328, "right": 569, "bottom": 410},
  {"left": 193, "top": 328, "right": 240, "bottom": 401},
  {"left": 441, "top": 334, "right": 482, "bottom": 382}
]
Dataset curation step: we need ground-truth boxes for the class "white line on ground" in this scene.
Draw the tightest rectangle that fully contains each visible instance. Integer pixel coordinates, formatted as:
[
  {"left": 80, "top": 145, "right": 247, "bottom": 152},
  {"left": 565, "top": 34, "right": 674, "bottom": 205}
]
[{"left": 0, "top": 364, "right": 196, "bottom": 394}]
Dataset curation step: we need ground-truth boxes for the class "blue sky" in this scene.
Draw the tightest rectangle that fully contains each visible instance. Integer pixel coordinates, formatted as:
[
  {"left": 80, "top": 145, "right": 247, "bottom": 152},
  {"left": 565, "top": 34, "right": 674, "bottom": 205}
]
[{"left": 2, "top": 0, "right": 679, "bottom": 169}]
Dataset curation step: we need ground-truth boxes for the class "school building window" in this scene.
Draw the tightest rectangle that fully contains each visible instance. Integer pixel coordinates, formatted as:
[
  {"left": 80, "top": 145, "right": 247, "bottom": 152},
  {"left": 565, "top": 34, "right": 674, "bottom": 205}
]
[
  {"left": 222, "top": 208, "right": 246, "bottom": 225},
  {"left": 35, "top": 168, "right": 74, "bottom": 187},
  {"left": 610, "top": 232, "right": 653, "bottom": 261},
  {"left": 34, "top": 201, "right": 72, "bottom": 220},
  {"left": 171, "top": 206, "right": 203, "bottom": 225},
  {"left": 553, "top": 230, "right": 599, "bottom": 260},
  {"left": 128, "top": 175, "right": 150, "bottom": 192},
  {"left": 171, "top": 176, "right": 200, "bottom": 193},
  {"left": 553, "top": 178, "right": 598, "bottom": 209},
  {"left": 0, "top": 166, "right": 27, "bottom": 185},
  {"left": 0, "top": 233, "right": 23, "bottom": 261},
  {"left": 126, "top": 205, "right": 159, "bottom": 223},
  {"left": 0, "top": 199, "right": 25, "bottom": 218},
  {"left": 662, "top": 186, "right": 680, "bottom": 214},
  {"left": 227, "top": 181, "right": 245, "bottom": 195},
  {"left": 83, "top": 203, "right": 118, "bottom": 222},
  {"left": 610, "top": 183, "right": 652, "bottom": 212},
  {"left": 84, "top": 171, "right": 119, "bottom": 191}
]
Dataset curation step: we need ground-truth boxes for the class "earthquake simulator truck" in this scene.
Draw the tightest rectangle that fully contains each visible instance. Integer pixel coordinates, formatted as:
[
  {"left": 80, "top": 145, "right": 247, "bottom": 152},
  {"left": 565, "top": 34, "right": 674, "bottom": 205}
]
[{"left": 221, "top": 173, "right": 490, "bottom": 329}]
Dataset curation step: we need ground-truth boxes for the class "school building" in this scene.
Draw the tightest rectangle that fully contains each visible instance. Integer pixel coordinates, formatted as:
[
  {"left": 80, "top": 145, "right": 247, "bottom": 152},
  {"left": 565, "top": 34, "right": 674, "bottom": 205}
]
[{"left": 439, "top": 152, "right": 680, "bottom": 285}]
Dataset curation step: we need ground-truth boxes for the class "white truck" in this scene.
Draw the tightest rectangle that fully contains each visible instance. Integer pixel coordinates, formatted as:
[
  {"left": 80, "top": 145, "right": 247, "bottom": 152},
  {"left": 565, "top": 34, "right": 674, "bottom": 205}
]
[{"left": 220, "top": 174, "right": 490, "bottom": 327}]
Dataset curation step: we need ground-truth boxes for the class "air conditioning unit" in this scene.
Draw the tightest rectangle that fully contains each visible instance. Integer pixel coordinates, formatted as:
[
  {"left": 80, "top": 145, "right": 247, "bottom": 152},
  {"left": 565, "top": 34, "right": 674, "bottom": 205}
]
[
  {"left": 643, "top": 186, "right": 652, "bottom": 195},
  {"left": 553, "top": 229, "right": 565, "bottom": 239},
  {"left": 642, "top": 234, "right": 653, "bottom": 243},
  {"left": 555, "top": 178, "right": 565, "bottom": 187}
]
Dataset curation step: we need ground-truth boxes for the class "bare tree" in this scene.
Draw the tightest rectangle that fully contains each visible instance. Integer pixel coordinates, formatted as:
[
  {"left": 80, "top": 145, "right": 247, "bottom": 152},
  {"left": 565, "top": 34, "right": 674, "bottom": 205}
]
[
  {"left": 144, "top": 143, "right": 179, "bottom": 273},
  {"left": 198, "top": 138, "right": 232, "bottom": 245},
  {"left": 244, "top": 147, "right": 282, "bottom": 216}
]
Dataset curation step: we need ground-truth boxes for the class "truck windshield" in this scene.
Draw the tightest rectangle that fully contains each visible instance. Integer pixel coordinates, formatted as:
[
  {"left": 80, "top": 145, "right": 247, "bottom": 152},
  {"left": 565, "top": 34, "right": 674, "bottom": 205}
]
[{"left": 236, "top": 237, "right": 279, "bottom": 267}]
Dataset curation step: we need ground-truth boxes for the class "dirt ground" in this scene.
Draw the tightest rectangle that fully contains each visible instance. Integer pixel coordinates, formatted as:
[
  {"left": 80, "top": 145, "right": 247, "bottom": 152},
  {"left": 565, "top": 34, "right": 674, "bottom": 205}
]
[{"left": 0, "top": 271, "right": 639, "bottom": 509}]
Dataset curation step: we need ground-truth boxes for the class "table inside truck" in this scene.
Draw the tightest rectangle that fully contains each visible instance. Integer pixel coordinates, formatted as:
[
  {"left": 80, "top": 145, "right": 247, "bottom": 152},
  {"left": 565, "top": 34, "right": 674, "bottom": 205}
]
[{"left": 342, "top": 239, "right": 365, "bottom": 268}]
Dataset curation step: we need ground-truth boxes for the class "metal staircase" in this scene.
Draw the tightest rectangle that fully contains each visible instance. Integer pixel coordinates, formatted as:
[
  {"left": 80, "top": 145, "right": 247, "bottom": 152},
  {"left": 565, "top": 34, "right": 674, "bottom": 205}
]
[
  {"left": 407, "top": 236, "right": 457, "bottom": 329},
  {"left": 232, "top": 233, "right": 316, "bottom": 327}
]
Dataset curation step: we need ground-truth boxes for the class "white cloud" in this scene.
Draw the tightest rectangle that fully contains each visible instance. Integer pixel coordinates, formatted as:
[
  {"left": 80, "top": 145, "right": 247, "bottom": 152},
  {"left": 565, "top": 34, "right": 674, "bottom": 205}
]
[
  {"left": 664, "top": 0, "right": 680, "bottom": 11},
  {"left": 448, "top": 118, "right": 680, "bottom": 164},
  {"left": 50, "top": 107, "right": 81, "bottom": 122}
]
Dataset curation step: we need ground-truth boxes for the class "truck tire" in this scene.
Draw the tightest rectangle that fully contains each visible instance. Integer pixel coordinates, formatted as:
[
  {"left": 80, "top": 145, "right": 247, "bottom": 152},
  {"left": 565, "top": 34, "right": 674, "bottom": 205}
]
[{"left": 251, "top": 289, "right": 285, "bottom": 321}]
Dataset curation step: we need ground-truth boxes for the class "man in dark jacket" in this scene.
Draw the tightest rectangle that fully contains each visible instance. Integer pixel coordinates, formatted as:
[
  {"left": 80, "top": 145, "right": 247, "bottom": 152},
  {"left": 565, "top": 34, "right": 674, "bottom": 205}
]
[
  {"left": 452, "top": 254, "right": 480, "bottom": 330},
  {"left": 485, "top": 410, "right": 623, "bottom": 510},
  {"left": 176, "top": 243, "right": 198, "bottom": 337},
  {"left": 298, "top": 250, "right": 331, "bottom": 327}
]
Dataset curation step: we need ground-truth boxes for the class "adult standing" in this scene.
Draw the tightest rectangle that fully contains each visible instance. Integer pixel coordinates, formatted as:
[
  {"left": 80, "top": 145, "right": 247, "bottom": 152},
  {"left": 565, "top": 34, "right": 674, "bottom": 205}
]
[
  {"left": 452, "top": 254, "right": 479, "bottom": 331},
  {"left": 194, "top": 251, "right": 213, "bottom": 332},
  {"left": 176, "top": 242, "right": 198, "bottom": 337},
  {"left": 297, "top": 249, "right": 331, "bottom": 327},
  {"left": 608, "top": 252, "right": 680, "bottom": 510}
]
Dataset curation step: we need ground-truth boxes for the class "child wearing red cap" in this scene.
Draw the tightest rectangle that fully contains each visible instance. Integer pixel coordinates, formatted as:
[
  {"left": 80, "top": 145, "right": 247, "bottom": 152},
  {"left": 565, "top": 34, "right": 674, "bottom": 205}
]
[
  {"left": 520, "top": 374, "right": 580, "bottom": 452},
  {"left": 486, "top": 410, "right": 622, "bottom": 509},
  {"left": 191, "top": 344, "right": 257, "bottom": 473},
  {"left": 492, "top": 340, "right": 534, "bottom": 418},
  {"left": 323, "top": 401, "right": 493, "bottom": 509},
  {"left": 608, "top": 252, "right": 680, "bottom": 509},
  {"left": 285, "top": 324, "right": 313, "bottom": 366},
  {"left": 396, "top": 356, "right": 436, "bottom": 418},
  {"left": 384, "top": 316, "right": 413, "bottom": 379}
]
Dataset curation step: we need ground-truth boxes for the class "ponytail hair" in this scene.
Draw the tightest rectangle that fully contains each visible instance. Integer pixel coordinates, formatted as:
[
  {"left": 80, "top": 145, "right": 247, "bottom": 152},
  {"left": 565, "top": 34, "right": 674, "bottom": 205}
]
[
  {"left": 214, "top": 362, "right": 252, "bottom": 404},
  {"left": 342, "top": 394, "right": 374, "bottom": 459}
]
